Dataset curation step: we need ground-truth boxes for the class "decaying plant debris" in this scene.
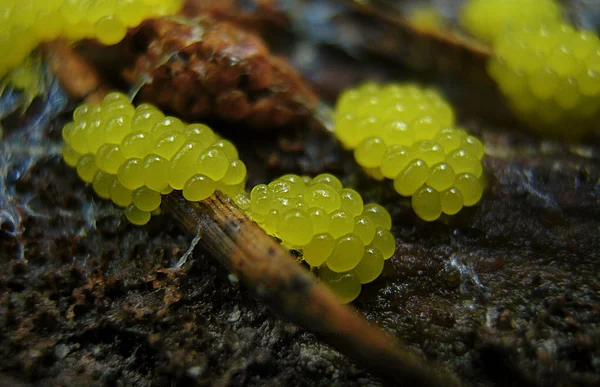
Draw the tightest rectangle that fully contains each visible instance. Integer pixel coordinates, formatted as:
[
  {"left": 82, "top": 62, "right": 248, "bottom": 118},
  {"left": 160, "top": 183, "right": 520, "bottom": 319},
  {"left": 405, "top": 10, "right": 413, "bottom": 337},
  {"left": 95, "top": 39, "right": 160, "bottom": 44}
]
[
  {"left": 1, "top": 1, "right": 600, "bottom": 386},
  {"left": 124, "top": 16, "right": 318, "bottom": 129}
]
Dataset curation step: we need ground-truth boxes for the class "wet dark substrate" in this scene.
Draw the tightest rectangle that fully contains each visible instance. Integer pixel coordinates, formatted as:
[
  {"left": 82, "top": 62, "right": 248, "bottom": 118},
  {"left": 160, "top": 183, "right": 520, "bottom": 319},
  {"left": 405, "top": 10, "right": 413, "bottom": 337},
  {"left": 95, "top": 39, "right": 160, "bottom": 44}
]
[{"left": 1, "top": 114, "right": 599, "bottom": 386}]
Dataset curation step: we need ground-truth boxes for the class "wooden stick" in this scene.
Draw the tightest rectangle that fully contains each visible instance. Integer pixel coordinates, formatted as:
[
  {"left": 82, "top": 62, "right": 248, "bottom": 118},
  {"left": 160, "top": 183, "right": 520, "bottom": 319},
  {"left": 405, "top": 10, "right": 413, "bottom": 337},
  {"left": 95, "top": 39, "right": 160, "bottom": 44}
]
[{"left": 162, "top": 192, "right": 460, "bottom": 387}]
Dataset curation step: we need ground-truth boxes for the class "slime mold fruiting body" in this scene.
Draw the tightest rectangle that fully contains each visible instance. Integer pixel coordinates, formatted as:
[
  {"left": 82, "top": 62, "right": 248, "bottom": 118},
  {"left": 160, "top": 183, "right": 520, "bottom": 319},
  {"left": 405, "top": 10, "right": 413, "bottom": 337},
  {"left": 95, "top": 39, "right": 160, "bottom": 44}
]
[
  {"left": 62, "top": 92, "right": 247, "bottom": 225},
  {"left": 334, "top": 83, "right": 484, "bottom": 221},
  {"left": 244, "top": 173, "right": 396, "bottom": 303},
  {"left": 0, "top": 0, "right": 183, "bottom": 77},
  {"left": 459, "top": 0, "right": 562, "bottom": 44}
]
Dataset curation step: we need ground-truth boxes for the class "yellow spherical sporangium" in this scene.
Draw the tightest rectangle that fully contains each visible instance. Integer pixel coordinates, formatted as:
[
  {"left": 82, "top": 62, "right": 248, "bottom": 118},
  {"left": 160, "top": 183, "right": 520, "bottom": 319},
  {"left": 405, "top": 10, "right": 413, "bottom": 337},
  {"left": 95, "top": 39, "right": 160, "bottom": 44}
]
[
  {"left": 92, "top": 170, "right": 115, "bottom": 200},
  {"left": 196, "top": 148, "right": 229, "bottom": 181},
  {"left": 132, "top": 186, "right": 161, "bottom": 212},
  {"left": 110, "top": 179, "right": 134, "bottom": 207},
  {"left": 370, "top": 228, "right": 395, "bottom": 260},
  {"left": 61, "top": 143, "right": 81, "bottom": 167},
  {"left": 303, "top": 233, "right": 335, "bottom": 267},
  {"left": 277, "top": 210, "right": 313, "bottom": 246},
  {"left": 118, "top": 158, "right": 145, "bottom": 190},
  {"left": 183, "top": 174, "right": 216, "bottom": 202},
  {"left": 353, "top": 247, "right": 384, "bottom": 284},
  {"left": 319, "top": 267, "right": 362, "bottom": 304},
  {"left": 459, "top": 0, "right": 562, "bottom": 44},
  {"left": 328, "top": 209, "right": 354, "bottom": 238},
  {"left": 353, "top": 215, "right": 376, "bottom": 245},
  {"left": 327, "top": 234, "right": 364, "bottom": 273},
  {"left": 339, "top": 188, "right": 363, "bottom": 217},
  {"left": 412, "top": 186, "right": 442, "bottom": 222},
  {"left": 76, "top": 154, "right": 99, "bottom": 183},
  {"left": 362, "top": 203, "right": 392, "bottom": 230},
  {"left": 304, "top": 183, "right": 341, "bottom": 213},
  {"left": 125, "top": 204, "right": 151, "bottom": 226}
]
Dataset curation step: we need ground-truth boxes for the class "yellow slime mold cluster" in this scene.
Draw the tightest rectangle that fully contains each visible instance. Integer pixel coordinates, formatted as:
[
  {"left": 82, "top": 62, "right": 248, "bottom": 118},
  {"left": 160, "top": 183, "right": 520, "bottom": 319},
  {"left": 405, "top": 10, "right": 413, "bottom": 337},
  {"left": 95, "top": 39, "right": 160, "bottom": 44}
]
[
  {"left": 62, "top": 92, "right": 247, "bottom": 226},
  {"left": 0, "top": 0, "right": 184, "bottom": 77},
  {"left": 459, "top": 0, "right": 562, "bottom": 44},
  {"left": 334, "top": 83, "right": 485, "bottom": 221},
  {"left": 488, "top": 23, "right": 600, "bottom": 140},
  {"left": 244, "top": 173, "right": 395, "bottom": 303}
]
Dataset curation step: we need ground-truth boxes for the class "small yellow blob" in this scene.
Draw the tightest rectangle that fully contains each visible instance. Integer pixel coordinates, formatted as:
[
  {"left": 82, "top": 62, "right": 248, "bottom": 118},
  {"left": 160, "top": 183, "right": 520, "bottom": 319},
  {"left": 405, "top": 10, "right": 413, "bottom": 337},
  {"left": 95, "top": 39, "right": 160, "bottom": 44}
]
[
  {"left": 353, "top": 247, "right": 384, "bottom": 284},
  {"left": 303, "top": 233, "right": 335, "bottom": 267},
  {"left": 183, "top": 174, "right": 216, "bottom": 202}
]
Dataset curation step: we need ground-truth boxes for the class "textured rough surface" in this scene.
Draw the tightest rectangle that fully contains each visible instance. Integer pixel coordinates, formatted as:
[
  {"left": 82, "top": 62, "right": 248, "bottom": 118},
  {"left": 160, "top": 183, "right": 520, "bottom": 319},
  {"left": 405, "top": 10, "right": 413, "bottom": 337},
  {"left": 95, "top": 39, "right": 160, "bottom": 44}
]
[
  {"left": 1, "top": 1, "right": 600, "bottom": 386},
  {"left": 122, "top": 17, "right": 318, "bottom": 129}
]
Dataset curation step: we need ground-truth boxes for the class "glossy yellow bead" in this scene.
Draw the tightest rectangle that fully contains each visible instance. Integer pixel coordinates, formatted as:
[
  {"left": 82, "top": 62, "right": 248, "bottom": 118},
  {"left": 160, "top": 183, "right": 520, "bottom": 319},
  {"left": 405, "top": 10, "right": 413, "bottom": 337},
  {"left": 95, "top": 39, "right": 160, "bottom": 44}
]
[
  {"left": 121, "top": 131, "right": 154, "bottom": 159},
  {"left": 95, "top": 15, "right": 127, "bottom": 45},
  {"left": 339, "top": 188, "right": 363, "bottom": 217},
  {"left": 353, "top": 247, "right": 384, "bottom": 284},
  {"left": 380, "top": 121, "right": 413, "bottom": 147},
  {"left": 184, "top": 123, "right": 216, "bottom": 149},
  {"left": 328, "top": 209, "right": 355, "bottom": 238},
  {"left": 427, "top": 163, "right": 455, "bottom": 192},
  {"left": 304, "top": 183, "right": 341, "bottom": 213},
  {"left": 211, "top": 139, "right": 239, "bottom": 160},
  {"left": 370, "top": 228, "right": 395, "bottom": 260},
  {"left": 132, "top": 186, "right": 161, "bottom": 212},
  {"left": 62, "top": 143, "right": 81, "bottom": 167},
  {"left": 103, "top": 116, "right": 131, "bottom": 144},
  {"left": 412, "top": 140, "right": 445, "bottom": 166},
  {"left": 125, "top": 204, "right": 151, "bottom": 226},
  {"left": 353, "top": 215, "right": 376, "bottom": 245},
  {"left": 362, "top": 203, "right": 392, "bottom": 230},
  {"left": 151, "top": 116, "right": 185, "bottom": 137},
  {"left": 380, "top": 145, "right": 412, "bottom": 179},
  {"left": 277, "top": 210, "right": 313, "bottom": 246},
  {"left": 412, "top": 186, "right": 442, "bottom": 221},
  {"left": 69, "top": 121, "right": 90, "bottom": 154},
  {"left": 310, "top": 174, "right": 343, "bottom": 192},
  {"left": 303, "top": 233, "right": 335, "bottom": 267},
  {"left": 250, "top": 184, "right": 271, "bottom": 216},
  {"left": 308, "top": 207, "right": 330, "bottom": 234},
  {"left": 327, "top": 234, "right": 365, "bottom": 273},
  {"left": 454, "top": 173, "right": 483, "bottom": 206},
  {"left": 76, "top": 154, "right": 99, "bottom": 183},
  {"left": 142, "top": 154, "right": 170, "bottom": 193},
  {"left": 110, "top": 179, "right": 133, "bottom": 207},
  {"left": 118, "top": 158, "right": 145, "bottom": 190},
  {"left": 447, "top": 149, "right": 482, "bottom": 178},
  {"left": 168, "top": 141, "right": 203, "bottom": 190},
  {"left": 95, "top": 143, "right": 126, "bottom": 174},
  {"left": 154, "top": 131, "right": 186, "bottom": 160},
  {"left": 279, "top": 174, "right": 307, "bottom": 196},
  {"left": 183, "top": 174, "right": 216, "bottom": 202},
  {"left": 319, "top": 267, "right": 362, "bottom": 304},
  {"left": 92, "top": 170, "right": 115, "bottom": 200},
  {"left": 393, "top": 159, "right": 429, "bottom": 197},
  {"left": 196, "top": 148, "right": 229, "bottom": 181},
  {"left": 440, "top": 187, "right": 464, "bottom": 215},
  {"left": 131, "top": 109, "right": 165, "bottom": 133},
  {"left": 355, "top": 137, "right": 387, "bottom": 168}
]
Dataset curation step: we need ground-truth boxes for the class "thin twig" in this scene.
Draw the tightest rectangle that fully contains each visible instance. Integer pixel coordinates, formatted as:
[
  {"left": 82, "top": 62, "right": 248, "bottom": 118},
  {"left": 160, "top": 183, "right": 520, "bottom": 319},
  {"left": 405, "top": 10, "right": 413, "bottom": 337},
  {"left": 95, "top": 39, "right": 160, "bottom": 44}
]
[{"left": 162, "top": 192, "right": 460, "bottom": 387}]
